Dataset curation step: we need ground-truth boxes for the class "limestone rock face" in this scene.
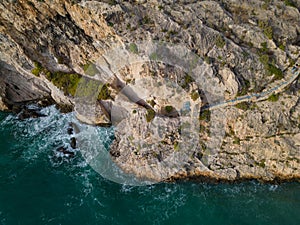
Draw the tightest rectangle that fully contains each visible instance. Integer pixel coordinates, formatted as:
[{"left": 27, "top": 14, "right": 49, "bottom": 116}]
[
  {"left": 219, "top": 67, "right": 239, "bottom": 98},
  {"left": 0, "top": 0, "right": 299, "bottom": 182},
  {"left": 0, "top": 0, "right": 118, "bottom": 110},
  {"left": 0, "top": 60, "right": 51, "bottom": 110}
]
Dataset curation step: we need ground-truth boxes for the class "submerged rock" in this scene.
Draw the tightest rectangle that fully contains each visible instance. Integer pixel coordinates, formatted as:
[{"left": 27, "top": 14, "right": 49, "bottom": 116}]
[
  {"left": 67, "top": 127, "right": 73, "bottom": 135},
  {"left": 70, "top": 137, "right": 76, "bottom": 149},
  {"left": 18, "top": 107, "right": 46, "bottom": 120},
  {"left": 56, "top": 146, "right": 75, "bottom": 157}
]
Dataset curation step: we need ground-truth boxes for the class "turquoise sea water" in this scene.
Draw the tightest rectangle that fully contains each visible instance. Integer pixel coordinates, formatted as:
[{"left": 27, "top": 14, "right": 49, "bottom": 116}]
[{"left": 0, "top": 106, "right": 299, "bottom": 225}]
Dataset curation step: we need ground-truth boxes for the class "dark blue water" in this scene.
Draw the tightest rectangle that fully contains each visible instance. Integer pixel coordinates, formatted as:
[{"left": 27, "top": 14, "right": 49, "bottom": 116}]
[{"left": 0, "top": 106, "right": 299, "bottom": 225}]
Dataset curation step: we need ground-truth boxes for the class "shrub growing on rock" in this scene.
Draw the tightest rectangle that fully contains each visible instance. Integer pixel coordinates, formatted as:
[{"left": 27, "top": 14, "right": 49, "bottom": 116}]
[
  {"left": 268, "top": 93, "right": 279, "bottom": 102},
  {"left": 199, "top": 109, "right": 210, "bottom": 121},
  {"left": 258, "top": 20, "right": 273, "bottom": 39},
  {"left": 235, "top": 102, "right": 250, "bottom": 111},
  {"left": 97, "top": 84, "right": 111, "bottom": 100},
  {"left": 46, "top": 71, "right": 81, "bottom": 96},
  {"left": 215, "top": 35, "right": 226, "bottom": 48},
  {"left": 31, "top": 62, "right": 43, "bottom": 76},
  {"left": 145, "top": 109, "right": 155, "bottom": 122},
  {"left": 267, "top": 64, "right": 283, "bottom": 80},
  {"left": 165, "top": 105, "right": 174, "bottom": 113},
  {"left": 190, "top": 90, "right": 199, "bottom": 101}
]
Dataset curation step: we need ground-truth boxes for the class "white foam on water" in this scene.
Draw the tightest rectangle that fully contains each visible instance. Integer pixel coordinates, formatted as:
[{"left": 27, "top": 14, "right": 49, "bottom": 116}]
[{"left": 269, "top": 185, "right": 278, "bottom": 191}]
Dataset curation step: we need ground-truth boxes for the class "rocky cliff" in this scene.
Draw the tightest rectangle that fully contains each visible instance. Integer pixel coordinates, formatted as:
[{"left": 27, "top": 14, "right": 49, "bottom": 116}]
[{"left": 0, "top": 0, "right": 299, "bottom": 183}]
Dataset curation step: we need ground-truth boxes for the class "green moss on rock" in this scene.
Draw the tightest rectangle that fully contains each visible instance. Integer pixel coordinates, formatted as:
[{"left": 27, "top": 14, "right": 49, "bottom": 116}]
[
  {"left": 129, "top": 43, "right": 138, "bottom": 54},
  {"left": 150, "top": 52, "right": 159, "bottom": 60},
  {"left": 174, "top": 141, "right": 179, "bottom": 151}
]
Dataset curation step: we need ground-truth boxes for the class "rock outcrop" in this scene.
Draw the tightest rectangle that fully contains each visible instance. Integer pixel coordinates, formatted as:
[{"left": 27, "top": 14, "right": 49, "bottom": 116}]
[{"left": 0, "top": 0, "right": 299, "bottom": 183}]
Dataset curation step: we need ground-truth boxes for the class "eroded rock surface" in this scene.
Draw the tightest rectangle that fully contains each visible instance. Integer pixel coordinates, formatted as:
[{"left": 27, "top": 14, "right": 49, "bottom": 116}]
[{"left": 0, "top": 0, "right": 299, "bottom": 182}]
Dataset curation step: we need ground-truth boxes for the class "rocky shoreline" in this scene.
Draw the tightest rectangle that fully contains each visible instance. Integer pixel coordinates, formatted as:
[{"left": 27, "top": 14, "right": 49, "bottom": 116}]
[{"left": 0, "top": 0, "right": 299, "bottom": 183}]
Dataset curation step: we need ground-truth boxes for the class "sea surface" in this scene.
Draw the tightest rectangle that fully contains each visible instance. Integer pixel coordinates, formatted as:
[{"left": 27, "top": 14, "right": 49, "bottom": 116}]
[{"left": 0, "top": 106, "right": 299, "bottom": 225}]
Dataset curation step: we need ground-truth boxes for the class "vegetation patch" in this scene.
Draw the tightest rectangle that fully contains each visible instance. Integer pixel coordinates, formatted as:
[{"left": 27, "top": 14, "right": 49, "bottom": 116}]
[
  {"left": 228, "top": 125, "right": 235, "bottom": 136},
  {"left": 260, "top": 42, "right": 268, "bottom": 52},
  {"left": 258, "top": 20, "right": 273, "bottom": 39},
  {"left": 267, "top": 64, "right": 283, "bottom": 80},
  {"left": 158, "top": 5, "right": 164, "bottom": 10},
  {"left": 215, "top": 35, "right": 226, "bottom": 48},
  {"left": 237, "top": 79, "right": 250, "bottom": 96},
  {"left": 105, "top": 0, "right": 117, "bottom": 5},
  {"left": 97, "top": 83, "right": 111, "bottom": 100},
  {"left": 46, "top": 71, "right": 81, "bottom": 96},
  {"left": 181, "top": 74, "right": 194, "bottom": 89},
  {"left": 140, "top": 16, "right": 154, "bottom": 25},
  {"left": 165, "top": 105, "right": 174, "bottom": 113},
  {"left": 129, "top": 43, "right": 138, "bottom": 54},
  {"left": 190, "top": 90, "right": 199, "bottom": 101},
  {"left": 259, "top": 54, "right": 269, "bottom": 65},
  {"left": 75, "top": 80, "right": 111, "bottom": 100},
  {"left": 31, "top": 62, "right": 43, "bottom": 76},
  {"left": 288, "top": 58, "right": 295, "bottom": 67},
  {"left": 278, "top": 43, "right": 285, "bottom": 51},
  {"left": 148, "top": 99, "right": 156, "bottom": 107},
  {"left": 150, "top": 52, "right": 159, "bottom": 61},
  {"left": 83, "top": 62, "right": 99, "bottom": 76},
  {"left": 284, "top": 0, "right": 296, "bottom": 7},
  {"left": 233, "top": 136, "right": 241, "bottom": 145},
  {"left": 75, "top": 79, "right": 101, "bottom": 99},
  {"left": 185, "top": 74, "right": 193, "bottom": 84},
  {"left": 268, "top": 93, "right": 279, "bottom": 102},
  {"left": 174, "top": 141, "right": 179, "bottom": 151},
  {"left": 199, "top": 109, "right": 211, "bottom": 121},
  {"left": 204, "top": 56, "right": 212, "bottom": 64},
  {"left": 259, "top": 54, "right": 283, "bottom": 80},
  {"left": 235, "top": 102, "right": 250, "bottom": 111},
  {"left": 199, "top": 124, "right": 206, "bottom": 133},
  {"left": 31, "top": 62, "right": 83, "bottom": 97},
  {"left": 258, "top": 159, "right": 266, "bottom": 168},
  {"left": 145, "top": 109, "right": 155, "bottom": 122},
  {"left": 31, "top": 62, "right": 110, "bottom": 99}
]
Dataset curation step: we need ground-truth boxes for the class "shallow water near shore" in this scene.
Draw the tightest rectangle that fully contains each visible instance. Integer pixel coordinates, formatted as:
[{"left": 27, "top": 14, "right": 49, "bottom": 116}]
[{"left": 0, "top": 106, "right": 299, "bottom": 225}]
